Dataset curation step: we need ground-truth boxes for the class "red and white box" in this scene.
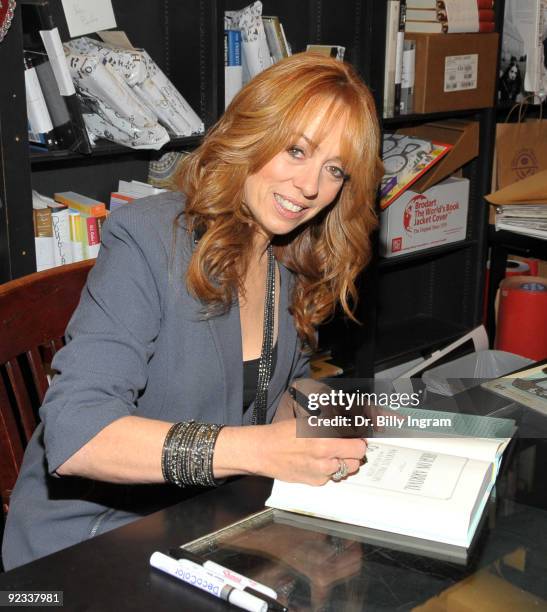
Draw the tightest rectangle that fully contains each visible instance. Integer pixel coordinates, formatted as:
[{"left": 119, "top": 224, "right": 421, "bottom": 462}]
[{"left": 379, "top": 177, "right": 469, "bottom": 258}]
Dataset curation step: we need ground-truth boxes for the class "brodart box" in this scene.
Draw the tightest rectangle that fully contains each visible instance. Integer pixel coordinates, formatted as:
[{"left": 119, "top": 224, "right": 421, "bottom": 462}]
[{"left": 379, "top": 177, "right": 469, "bottom": 258}]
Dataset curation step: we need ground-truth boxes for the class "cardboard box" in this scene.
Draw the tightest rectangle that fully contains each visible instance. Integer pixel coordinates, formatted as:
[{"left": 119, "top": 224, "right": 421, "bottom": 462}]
[
  {"left": 397, "top": 120, "right": 479, "bottom": 193},
  {"left": 379, "top": 177, "right": 469, "bottom": 258},
  {"left": 410, "top": 33, "right": 499, "bottom": 113}
]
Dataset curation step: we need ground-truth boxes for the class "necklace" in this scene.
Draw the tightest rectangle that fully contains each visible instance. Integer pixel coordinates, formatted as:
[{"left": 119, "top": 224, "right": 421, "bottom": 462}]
[{"left": 251, "top": 244, "right": 276, "bottom": 425}]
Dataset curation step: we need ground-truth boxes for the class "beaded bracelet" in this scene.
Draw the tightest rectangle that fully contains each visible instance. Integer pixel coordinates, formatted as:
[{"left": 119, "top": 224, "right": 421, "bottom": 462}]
[{"left": 162, "top": 421, "right": 224, "bottom": 487}]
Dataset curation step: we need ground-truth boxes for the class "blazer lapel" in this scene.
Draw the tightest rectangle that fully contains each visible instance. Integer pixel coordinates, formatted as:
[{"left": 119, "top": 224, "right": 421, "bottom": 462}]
[
  {"left": 207, "top": 262, "right": 297, "bottom": 426},
  {"left": 206, "top": 301, "right": 243, "bottom": 426},
  {"left": 267, "top": 263, "right": 297, "bottom": 406}
]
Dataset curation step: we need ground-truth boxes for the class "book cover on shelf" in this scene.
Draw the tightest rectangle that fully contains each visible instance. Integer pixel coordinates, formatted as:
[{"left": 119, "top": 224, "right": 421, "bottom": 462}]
[
  {"left": 32, "top": 190, "right": 55, "bottom": 271},
  {"left": 383, "top": 0, "right": 401, "bottom": 119},
  {"left": 406, "top": 7, "right": 494, "bottom": 21},
  {"left": 380, "top": 134, "right": 453, "bottom": 209},
  {"left": 262, "top": 16, "right": 290, "bottom": 62},
  {"left": 110, "top": 192, "right": 135, "bottom": 210},
  {"left": 482, "top": 364, "right": 547, "bottom": 413},
  {"left": 24, "top": 59, "right": 58, "bottom": 150},
  {"left": 394, "top": 0, "right": 407, "bottom": 116},
  {"left": 68, "top": 210, "right": 84, "bottom": 263},
  {"left": 225, "top": 29, "right": 243, "bottom": 108},
  {"left": 48, "top": 202, "right": 72, "bottom": 266},
  {"left": 408, "top": 0, "right": 438, "bottom": 6},
  {"left": 400, "top": 39, "right": 416, "bottom": 115},
  {"left": 77, "top": 213, "right": 102, "bottom": 260},
  {"left": 305, "top": 44, "right": 345, "bottom": 61}
]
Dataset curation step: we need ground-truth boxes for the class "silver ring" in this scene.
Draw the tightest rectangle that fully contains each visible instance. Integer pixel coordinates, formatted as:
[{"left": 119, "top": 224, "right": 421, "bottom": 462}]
[{"left": 331, "top": 459, "right": 348, "bottom": 482}]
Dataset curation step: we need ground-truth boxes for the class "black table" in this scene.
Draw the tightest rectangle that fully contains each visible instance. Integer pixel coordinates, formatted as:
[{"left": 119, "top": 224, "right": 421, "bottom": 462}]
[{"left": 2, "top": 395, "right": 547, "bottom": 611}]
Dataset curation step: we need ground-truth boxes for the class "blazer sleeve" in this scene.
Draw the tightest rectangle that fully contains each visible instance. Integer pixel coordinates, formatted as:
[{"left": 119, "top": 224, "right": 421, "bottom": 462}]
[{"left": 40, "top": 205, "right": 167, "bottom": 474}]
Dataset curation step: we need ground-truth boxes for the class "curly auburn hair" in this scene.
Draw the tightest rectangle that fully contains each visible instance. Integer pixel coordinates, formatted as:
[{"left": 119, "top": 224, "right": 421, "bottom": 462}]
[{"left": 176, "top": 52, "right": 383, "bottom": 349}]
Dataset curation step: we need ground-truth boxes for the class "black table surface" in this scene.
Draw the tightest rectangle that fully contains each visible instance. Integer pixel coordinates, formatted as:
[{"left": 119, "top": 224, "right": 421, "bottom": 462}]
[
  {"left": 0, "top": 477, "right": 271, "bottom": 611},
  {"left": 2, "top": 384, "right": 547, "bottom": 611}
]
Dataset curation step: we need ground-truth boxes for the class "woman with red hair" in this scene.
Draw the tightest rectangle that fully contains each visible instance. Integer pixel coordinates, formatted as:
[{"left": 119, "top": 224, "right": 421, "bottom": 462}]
[{"left": 3, "top": 53, "right": 382, "bottom": 569}]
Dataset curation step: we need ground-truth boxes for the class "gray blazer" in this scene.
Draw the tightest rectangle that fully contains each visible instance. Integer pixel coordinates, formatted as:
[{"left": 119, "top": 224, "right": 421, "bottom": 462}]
[{"left": 2, "top": 192, "right": 309, "bottom": 569}]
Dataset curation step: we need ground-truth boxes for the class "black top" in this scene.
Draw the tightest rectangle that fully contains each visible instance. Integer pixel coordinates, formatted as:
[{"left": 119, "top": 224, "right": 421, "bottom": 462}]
[{"left": 243, "top": 343, "right": 278, "bottom": 412}]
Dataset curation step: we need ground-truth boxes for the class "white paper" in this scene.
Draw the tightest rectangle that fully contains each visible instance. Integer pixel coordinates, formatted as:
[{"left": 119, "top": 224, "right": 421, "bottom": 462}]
[
  {"left": 224, "top": 1, "right": 272, "bottom": 79},
  {"left": 444, "top": 54, "right": 478, "bottom": 92},
  {"left": 35, "top": 237, "right": 55, "bottom": 272},
  {"left": 60, "top": 0, "right": 117, "bottom": 38},
  {"left": 25, "top": 68, "right": 54, "bottom": 133},
  {"left": 39, "top": 28, "right": 76, "bottom": 96}
]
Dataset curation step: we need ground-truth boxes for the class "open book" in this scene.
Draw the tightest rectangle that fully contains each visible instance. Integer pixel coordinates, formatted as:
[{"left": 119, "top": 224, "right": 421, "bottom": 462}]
[{"left": 266, "top": 412, "right": 514, "bottom": 550}]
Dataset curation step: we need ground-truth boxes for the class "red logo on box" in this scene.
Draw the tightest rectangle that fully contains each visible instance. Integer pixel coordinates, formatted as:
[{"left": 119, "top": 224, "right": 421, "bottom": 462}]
[{"left": 392, "top": 237, "right": 402, "bottom": 252}]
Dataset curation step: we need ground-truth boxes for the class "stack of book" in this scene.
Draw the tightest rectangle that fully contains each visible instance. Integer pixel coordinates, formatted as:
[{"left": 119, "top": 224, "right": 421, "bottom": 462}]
[
  {"left": 383, "top": 0, "right": 497, "bottom": 117},
  {"left": 32, "top": 190, "right": 108, "bottom": 271},
  {"left": 406, "top": 0, "right": 495, "bottom": 34},
  {"left": 493, "top": 204, "right": 547, "bottom": 240},
  {"left": 110, "top": 180, "right": 167, "bottom": 211},
  {"left": 224, "top": 3, "right": 291, "bottom": 108}
]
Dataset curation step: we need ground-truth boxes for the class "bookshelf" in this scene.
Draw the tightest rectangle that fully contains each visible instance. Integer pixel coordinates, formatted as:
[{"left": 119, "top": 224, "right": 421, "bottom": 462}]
[{"left": 0, "top": 0, "right": 503, "bottom": 376}]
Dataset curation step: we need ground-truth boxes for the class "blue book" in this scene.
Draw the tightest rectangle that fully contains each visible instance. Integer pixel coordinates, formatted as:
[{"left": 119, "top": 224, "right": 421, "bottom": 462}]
[
  {"left": 225, "top": 29, "right": 242, "bottom": 66},
  {"left": 224, "top": 29, "right": 243, "bottom": 107}
]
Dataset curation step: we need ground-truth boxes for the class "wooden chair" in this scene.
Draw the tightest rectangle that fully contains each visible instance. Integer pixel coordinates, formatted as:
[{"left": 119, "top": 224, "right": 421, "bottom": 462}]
[{"left": 0, "top": 260, "right": 94, "bottom": 516}]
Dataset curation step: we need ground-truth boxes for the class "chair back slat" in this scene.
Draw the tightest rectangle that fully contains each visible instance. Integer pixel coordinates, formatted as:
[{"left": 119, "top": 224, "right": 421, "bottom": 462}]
[
  {"left": 5, "top": 359, "right": 38, "bottom": 442},
  {"left": 0, "top": 260, "right": 94, "bottom": 516},
  {"left": 0, "top": 378, "right": 24, "bottom": 514},
  {"left": 26, "top": 347, "right": 50, "bottom": 404}
]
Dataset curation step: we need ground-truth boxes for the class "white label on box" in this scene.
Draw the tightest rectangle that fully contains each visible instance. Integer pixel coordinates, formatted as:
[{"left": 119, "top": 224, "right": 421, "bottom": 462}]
[{"left": 444, "top": 54, "right": 478, "bottom": 92}]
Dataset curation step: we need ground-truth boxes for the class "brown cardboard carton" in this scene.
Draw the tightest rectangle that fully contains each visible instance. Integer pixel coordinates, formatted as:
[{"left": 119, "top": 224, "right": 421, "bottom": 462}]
[
  {"left": 409, "top": 33, "right": 499, "bottom": 113},
  {"left": 397, "top": 120, "right": 479, "bottom": 192}
]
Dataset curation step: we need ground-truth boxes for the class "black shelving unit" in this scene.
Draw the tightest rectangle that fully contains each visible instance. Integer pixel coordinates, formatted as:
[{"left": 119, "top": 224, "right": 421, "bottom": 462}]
[{"left": 0, "top": 0, "right": 502, "bottom": 378}]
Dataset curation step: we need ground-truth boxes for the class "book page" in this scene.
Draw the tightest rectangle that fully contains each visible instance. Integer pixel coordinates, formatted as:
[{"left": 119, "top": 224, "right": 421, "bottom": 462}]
[
  {"left": 374, "top": 436, "right": 507, "bottom": 469},
  {"left": 267, "top": 444, "right": 492, "bottom": 546},
  {"left": 357, "top": 443, "right": 465, "bottom": 500}
]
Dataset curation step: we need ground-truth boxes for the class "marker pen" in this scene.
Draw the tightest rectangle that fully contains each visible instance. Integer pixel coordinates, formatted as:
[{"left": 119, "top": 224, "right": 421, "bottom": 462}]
[
  {"left": 150, "top": 551, "right": 267, "bottom": 612},
  {"left": 168, "top": 549, "right": 287, "bottom": 612}
]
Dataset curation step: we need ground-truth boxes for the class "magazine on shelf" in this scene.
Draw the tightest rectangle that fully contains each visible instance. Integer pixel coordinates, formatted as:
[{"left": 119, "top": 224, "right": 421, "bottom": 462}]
[
  {"left": 482, "top": 363, "right": 547, "bottom": 413},
  {"left": 380, "top": 134, "right": 453, "bottom": 209},
  {"left": 266, "top": 407, "right": 515, "bottom": 551}
]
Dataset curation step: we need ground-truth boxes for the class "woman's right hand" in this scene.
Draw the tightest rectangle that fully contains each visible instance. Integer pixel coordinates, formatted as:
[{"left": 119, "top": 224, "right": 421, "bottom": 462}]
[{"left": 213, "top": 419, "right": 367, "bottom": 486}]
